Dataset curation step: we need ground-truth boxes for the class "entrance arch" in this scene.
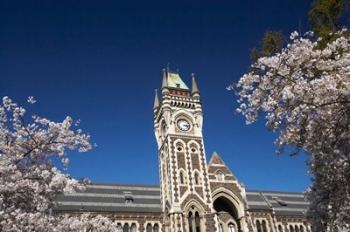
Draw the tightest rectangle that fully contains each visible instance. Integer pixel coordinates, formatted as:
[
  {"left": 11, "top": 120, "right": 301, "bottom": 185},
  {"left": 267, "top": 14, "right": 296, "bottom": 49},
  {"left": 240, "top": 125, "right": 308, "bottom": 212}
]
[
  {"left": 214, "top": 196, "right": 240, "bottom": 232},
  {"left": 212, "top": 188, "right": 246, "bottom": 232}
]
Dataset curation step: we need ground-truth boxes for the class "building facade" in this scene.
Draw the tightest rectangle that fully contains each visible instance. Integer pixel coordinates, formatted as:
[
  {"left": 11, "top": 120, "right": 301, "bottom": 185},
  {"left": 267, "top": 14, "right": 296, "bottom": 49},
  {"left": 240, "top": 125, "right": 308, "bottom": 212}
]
[{"left": 56, "top": 70, "right": 310, "bottom": 232}]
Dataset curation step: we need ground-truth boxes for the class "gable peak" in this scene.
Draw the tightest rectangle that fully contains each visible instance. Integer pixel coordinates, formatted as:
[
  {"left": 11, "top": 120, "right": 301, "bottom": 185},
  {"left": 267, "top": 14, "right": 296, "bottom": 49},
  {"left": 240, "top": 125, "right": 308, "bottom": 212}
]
[{"left": 209, "top": 151, "right": 226, "bottom": 166}]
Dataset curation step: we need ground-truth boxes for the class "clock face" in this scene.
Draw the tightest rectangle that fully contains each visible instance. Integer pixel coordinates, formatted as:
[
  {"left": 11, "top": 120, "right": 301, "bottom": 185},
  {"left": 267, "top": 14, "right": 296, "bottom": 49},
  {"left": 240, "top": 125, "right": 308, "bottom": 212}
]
[{"left": 177, "top": 119, "right": 191, "bottom": 131}]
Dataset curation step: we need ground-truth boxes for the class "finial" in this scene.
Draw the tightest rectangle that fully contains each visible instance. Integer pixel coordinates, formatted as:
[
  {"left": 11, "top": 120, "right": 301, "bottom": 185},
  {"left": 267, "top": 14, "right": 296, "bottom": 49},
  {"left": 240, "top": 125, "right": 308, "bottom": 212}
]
[
  {"left": 191, "top": 73, "right": 200, "bottom": 94},
  {"left": 153, "top": 89, "right": 160, "bottom": 109},
  {"left": 166, "top": 63, "right": 170, "bottom": 73},
  {"left": 162, "top": 68, "right": 168, "bottom": 89}
]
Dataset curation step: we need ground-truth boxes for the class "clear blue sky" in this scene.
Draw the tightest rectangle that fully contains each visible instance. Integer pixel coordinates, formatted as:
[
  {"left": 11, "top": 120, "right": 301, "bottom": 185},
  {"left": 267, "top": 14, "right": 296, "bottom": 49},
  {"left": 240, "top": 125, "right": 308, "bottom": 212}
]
[{"left": 0, "top": 0, "right": 313, "bottom": 192}]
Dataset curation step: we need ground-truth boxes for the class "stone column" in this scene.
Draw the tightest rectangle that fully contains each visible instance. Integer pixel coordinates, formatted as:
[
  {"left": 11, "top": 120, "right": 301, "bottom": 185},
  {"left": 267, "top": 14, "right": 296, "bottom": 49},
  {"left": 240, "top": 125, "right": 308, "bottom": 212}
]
[{"left": 239, "top": 216, "right": 249, "bottom": 232}]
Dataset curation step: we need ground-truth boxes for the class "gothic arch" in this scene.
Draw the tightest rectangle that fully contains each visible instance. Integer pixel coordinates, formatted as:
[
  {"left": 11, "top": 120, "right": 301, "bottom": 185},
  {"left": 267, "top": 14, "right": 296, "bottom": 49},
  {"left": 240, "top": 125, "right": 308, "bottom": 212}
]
[
  {"left": 173, "top": 138, "right": 186, "bottom": 144},
  {"left": 212, "top": 188, "right": 245, "bottom": 219},
  {"left": 183, "top": 199, "right": 206, "bottom": 232},
  {"left": 183, "top": 198, "right": 206, "bottom": 215},
  {"left": 227, "top": 219, "right": 239, "bottom": 232},
  {"left": 212, "top": 188, "right": 247, "bottom": 232},
  {"left": 187, "top": 140, "right": 200, "bottom": 151},
  {"left": 174, "top": 139, "right": 186, "bottom": 150}
]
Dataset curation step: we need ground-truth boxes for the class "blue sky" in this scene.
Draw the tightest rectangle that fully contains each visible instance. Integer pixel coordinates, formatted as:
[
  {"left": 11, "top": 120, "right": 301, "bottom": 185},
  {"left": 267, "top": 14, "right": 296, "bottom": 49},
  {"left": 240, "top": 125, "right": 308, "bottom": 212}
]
[{"left": 0, "top": 0, "right": 313, "bottom": 192}]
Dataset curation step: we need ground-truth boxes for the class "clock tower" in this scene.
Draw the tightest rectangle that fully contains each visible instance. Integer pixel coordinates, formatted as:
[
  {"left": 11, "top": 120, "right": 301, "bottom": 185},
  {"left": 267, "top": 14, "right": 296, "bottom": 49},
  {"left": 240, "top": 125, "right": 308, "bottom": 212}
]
[{"left": 154, "top": 69, "right": 217, "bottom": 232}]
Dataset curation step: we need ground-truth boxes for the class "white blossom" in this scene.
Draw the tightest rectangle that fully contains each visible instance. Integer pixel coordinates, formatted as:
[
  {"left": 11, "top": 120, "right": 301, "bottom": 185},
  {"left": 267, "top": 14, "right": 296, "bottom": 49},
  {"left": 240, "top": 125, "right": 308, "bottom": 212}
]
[
  {"left": 27, "top": 96, "right": 36, "bottom": 104},
  {"left": 235, "top": 31, "right": 350, "bottom": 230},
  {"left": 0, "top": 97, "right": 115, "bottom": 231}
]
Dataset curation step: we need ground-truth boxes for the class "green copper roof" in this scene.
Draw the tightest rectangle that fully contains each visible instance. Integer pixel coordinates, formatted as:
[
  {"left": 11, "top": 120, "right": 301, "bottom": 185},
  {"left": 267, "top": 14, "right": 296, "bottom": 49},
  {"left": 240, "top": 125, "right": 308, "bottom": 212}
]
[{"left": 167, "top": 72, "right": 189, "bottom": 90}]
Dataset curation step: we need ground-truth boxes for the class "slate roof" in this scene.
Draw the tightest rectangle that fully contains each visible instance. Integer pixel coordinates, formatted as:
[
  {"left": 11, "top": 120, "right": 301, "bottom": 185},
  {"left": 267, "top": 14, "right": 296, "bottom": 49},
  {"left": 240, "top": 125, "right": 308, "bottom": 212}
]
[
  {"left": 55, "top": 184, "right": 308, "bottom": 216},
  {"left": 55, "top": 183, "right": 162, "bottom": 213},
  {"left": 246, "top": 190, "right": 309, "bottom": 216}
]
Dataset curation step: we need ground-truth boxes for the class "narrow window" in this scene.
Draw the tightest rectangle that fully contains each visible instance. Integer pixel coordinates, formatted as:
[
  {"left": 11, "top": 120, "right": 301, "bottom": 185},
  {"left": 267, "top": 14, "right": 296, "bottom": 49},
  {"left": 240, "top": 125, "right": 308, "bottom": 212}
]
[
  {"left": 188, "top": 212, "right": 193, "bottom": 232},
  {"left": 289, "top": 225, "right": 295, "bottom": 232},
  {"left": 153, "top": 223, "right": 159, "bottom": 232},
  {"left": 130, "top": 223, "right": 137, "bottom": 232},
  {"left": 117, "top": 223, "right": 123, "bottom": 232},
  {"left": 146, "top": 223, "right": 152, "bottom": 232},
  {"left": 278, "top": 225, "right": 283, "bottom": 232},
  {"left": 219, "top": 223, "right": 223, "bottom": 232},
  {"left": 123, "top": 223, "right": 130, "bottom": 232},
  {"left": 262, "top": 220, "right": 268, "bottom": 232},
  {"left": 195, "top": 211, "right": 201, "bottom": 232},
  {"left": 228, "top": 223, "right": 236, "bottom": 232},
  {"left": 295, "top": 225, "right": 300, "bottom": 232},
  {"left": 256, "top": 220, "right": 262, "bottom": 232},
  {"left": 300, "top": 225, "right": 304, "bottom": 232},
  {"left": 194, "top": 172, "right": 199, "bottom": 185},
  {"left": 180, "top": 171, "right": 184, "bottom": 184}
]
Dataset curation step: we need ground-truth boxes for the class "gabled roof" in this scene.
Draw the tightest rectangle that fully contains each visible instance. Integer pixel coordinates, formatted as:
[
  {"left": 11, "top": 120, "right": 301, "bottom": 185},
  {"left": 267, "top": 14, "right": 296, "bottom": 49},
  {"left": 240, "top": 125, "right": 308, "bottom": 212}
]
[{"left": 209, "top": 151, "right": 226, "bottom": 166}]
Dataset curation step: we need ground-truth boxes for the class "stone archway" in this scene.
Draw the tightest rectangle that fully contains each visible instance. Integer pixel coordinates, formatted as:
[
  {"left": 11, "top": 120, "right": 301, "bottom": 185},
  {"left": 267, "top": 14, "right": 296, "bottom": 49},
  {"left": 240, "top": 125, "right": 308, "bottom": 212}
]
[{"left": 214, "top": 196, "right": 241, "bottom": 232}]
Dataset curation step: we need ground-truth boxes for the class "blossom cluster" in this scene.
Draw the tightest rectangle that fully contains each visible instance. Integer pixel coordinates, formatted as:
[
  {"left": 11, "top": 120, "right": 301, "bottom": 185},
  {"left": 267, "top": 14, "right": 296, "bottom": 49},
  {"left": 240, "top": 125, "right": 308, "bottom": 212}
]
[
  {"left": 235, "top": 31, "right": 350, "bottom": 230},
  {"left": 0, "top": 97, "right": 116, "bottom": 231}
]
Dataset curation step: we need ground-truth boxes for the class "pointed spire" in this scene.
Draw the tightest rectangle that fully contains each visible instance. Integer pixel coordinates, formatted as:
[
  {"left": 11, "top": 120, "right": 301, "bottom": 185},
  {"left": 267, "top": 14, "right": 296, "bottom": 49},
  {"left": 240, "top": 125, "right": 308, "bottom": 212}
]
[
  {"left": 153, "top": 89, "right": 159, "bottom": 109},
  {"left": 191, "top": 73, "right": 200, "bottom": 94},
  {"left": 162, "top": 68, "right": 168, "bottom": 89}
]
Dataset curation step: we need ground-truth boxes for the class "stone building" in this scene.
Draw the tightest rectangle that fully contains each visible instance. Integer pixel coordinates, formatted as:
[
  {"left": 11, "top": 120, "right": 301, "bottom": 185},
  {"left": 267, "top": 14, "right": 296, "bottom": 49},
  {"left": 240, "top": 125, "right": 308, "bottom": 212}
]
[{"left": 56, "top": 70, "right": 310, "bottom": 232}]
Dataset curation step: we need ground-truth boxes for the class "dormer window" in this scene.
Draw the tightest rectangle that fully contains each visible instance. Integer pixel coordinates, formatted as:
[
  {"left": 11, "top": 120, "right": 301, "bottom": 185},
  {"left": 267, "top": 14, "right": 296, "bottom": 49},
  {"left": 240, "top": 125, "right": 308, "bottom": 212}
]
[
  {"left": 273, "top": 197, "right": 287, "bottom": 206},
  {"left": 124, "top": 191, "right": 134, "bottom": 204},
  {"left": 176, "top": 83, "right": 180, "bottom": 88}
]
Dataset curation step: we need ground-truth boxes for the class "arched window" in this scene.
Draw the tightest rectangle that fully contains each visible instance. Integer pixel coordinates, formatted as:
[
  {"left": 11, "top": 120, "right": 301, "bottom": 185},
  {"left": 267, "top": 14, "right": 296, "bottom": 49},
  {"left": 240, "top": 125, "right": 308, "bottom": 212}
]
[
  {"left": 188, "top": 212, "right": 193, "bottom": 232},
  {"left": 295, "top": 225, "right": 300, "bottom": 232},
  {"left": 278, "top": 225, "right": 283, "bottom": 232},
  {"left": 256, "top": 220, "right": 262, "bottom": 232},
  {"left": 289, "top": 225, "right": 295, "bottom": 232},
  {"left": 117, "top": 223, "right": 123, "bottom": 232},
  {"left": 219, "top": 223, "right": 224, "bottom": 232},
  {"left": 153, "top": 223, "right": 159, "bottom": 232},
  {"left": 299, "top": 225, "right": 304, "bottom": 232},
  {"left": 180, "top": 171, "right": 185, "bottom": 184},
  {"left": 123, "top": 223, "right": 129, "bottom": 232},
  {"left": 194, "top": 172, "right": 199, "bottom": 185},
  {"left": 262, "top": 220, "right": 268, "bottom": 232},
  {"left": 146, "top": 223, "right": 152, "bottom": 232},
  {"left": 195, "top": 212, "right": 201, "bottom": 232},
  {"left": 130, "top": 223, "right": 137, "bottom": 232},
  {"left": 216, "top": 171, "right": 224, "bottom": 181},
  {"left": 228, "top": 223, "right": 236, "bottom": 232},
  {"left": 188, "top": 206, "right": 201, "bottom": 232}
]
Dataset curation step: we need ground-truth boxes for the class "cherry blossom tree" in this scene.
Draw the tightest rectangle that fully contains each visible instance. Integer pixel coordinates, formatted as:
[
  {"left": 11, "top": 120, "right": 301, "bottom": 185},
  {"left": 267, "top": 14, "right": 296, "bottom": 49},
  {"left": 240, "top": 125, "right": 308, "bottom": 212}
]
[
  {"left": 0, "top": 96, "right": 117, "bottom": 231},
  {"left": 234, "top": 31, "right": 350, "bottom": 231}
]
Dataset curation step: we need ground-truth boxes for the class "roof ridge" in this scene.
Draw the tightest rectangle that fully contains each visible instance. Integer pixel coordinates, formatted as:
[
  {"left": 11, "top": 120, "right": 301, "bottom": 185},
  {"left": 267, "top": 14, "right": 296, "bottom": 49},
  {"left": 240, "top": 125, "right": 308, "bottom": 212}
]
[
  {"left": 89, "top": 182, "right": 160, "bottom": 188},
  {"left": 247, "top": 189, "right": 305, "bottom": 194}
]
